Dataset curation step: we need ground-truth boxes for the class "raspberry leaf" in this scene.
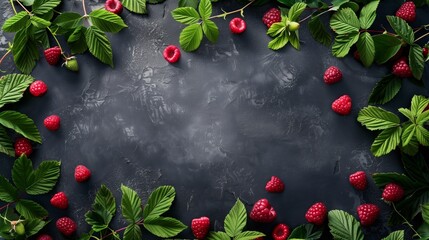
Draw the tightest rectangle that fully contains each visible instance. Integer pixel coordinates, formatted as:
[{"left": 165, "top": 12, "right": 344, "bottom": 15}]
[
  {"left": 0, "top": 176, "right": 18, "bottom": 203},
  {"left": 414, "top": 125, "right": 429, "bottom": 146},
  {"left": 30, "top": 16, "right": 51, "bottom": 29},
  {"left": 356, "top": 32, "right": 375, "bottom": 67},
  {"left": 386, "top": 16, "right": 414, "bottom": 45},
  {"left": 179, "top": 23, "right": 203, "bottom": 52},
  {"left": 24, "top": 219, "right": 47, "bottom": 237},
  {"left": 95, "top": 185, "right": 116, "bottom": 215},
  {"left": 308, "top": 16, "right": 331, "bottom": 46},
  {"left": 382, "top": 230, "right": 404, "bottom": 240},
  {"left": 330, "top": 8, "right": 360, "bottom": 35},
  {"left": 15, "top": 199, "right": 48, "bottom": 219},
  {"left": 207, "top": 231, "right": 231, "bottom": 240},
  {"left": 357, "top": 106, "right": 400, "bottom": 130},
  {"left": 202, "top": 20, "right": 219, "bottom": 43},
  {"left": 224, "top": 199, "right": 247, "bottom": 237},
  {"left": 234, "top": 231, "right": 265, "bottom": 240},
  {"left": 359, "top": 0, "right": 379, "bottom": 30},
  {"left": 123, "top": 224, "right": 142, "bottom": 240},
  {"left": 143, "top": 217, "right": 187, "bottom": 238},
  {"left": 409, "top": 44, "right": 425, "bottom": 80},
  {"left": 68, "top": 26, "right": 88, "bottom": 54},
  {"left": 332, "top": 32, "right": 359, "bottom": 57},
  {"left": 328, "top": 210, "right": 364, "bottom": 240},
  {"left": 267, "top": 22, "right": 286, "bottom": 38},
  {"left": 368, "top": 75, "right": 402, "bottom": 105},
  {"left": 85, "top": 203, "right": 113, "bottom": 232},
  {"left": 32, "top": 0, "right": 61, "bottom": 15},
  {"left": 0, "top": 111, "right": 41, "bottom": 143},
  {"left": 122, "top": 0, "right": 147, "bottom": 14},
  {"left": 0, "top": 74, "right": 34, "bottom": 109},
  {"left": 27, "top": 161, "right": 61, "bottom": 195},
  {"left": 401, "top": 123, "right": 416, "bottom": 146},
  {"left": 422, "top": 205, "right": 429, "bottom": 224},
  {"left": 370, "top": 126, "right": 402, "bottom": 157},
  {"left": 373, "top": 35, "right": 402, "bottom": 64},
  {"left": 331, "top": 0, "right": 350, "bottom": 10},
  {"left": 411, "top": 95, "right": 429, "bottom": 117},
  {"left": 0, "top": 126, "right": 14, "bottom": 157},
  {"left": 12, "top": 28, "right": 39, "bottom": 74},
  {"left": 289, "top": 31, "right": 300, "bottom": 50},
  {"left": 2, "top": 11, "right": 30, "bottom": 33},
  {"left": 89, "top": 9, "right": 128, "bottom": 33},
  {"left": 402, "top": 154, "right": 429, "bottom": 184},
  {"left": 121, "top": 185, "right": 143, "bottom": 223},
  {"left": 143, "top": 185, "right": 175, "bottom": 220},
  {"left": 268, "top": 33, "right": 288, "bottom": 50},
  {"left": 53, "top": 12, "right": 83, "bottom": 30},
  {"left": 198, "top": 0, "right": 212, "bottom": 20},
  {"left": 178, "top": 0, "right": 199, "bottom": 8},
  {"left": 287, "top": 2, "right": 307, "bottom": 22},
  {"left": 372, "top": 173, "right": 417, "bottom": 189},
  {"left": 85, "top": 26, "right": 114, "bottom": 67},
  {"left": 172, "top": 7, "right": 201, "bottom": 25},
  {"left": 288, "top": 224, "right": 323, "bottom": 239}
]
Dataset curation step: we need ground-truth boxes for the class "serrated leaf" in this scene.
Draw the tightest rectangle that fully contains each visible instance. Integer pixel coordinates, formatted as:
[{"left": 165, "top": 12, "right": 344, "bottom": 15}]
[
  {"left": 143, "top": 186, "right": 175, "bottom": 220},
  {"left": 357, "top": 106, "right": 400, "bottom": 130},
  {"left": 356, "top": 32, "right": 374, "bottom": 67},
  {"left": 330, "top": 8, "right": 360, "bottom": 34},
  {"left": 30, "top": 16, "right": 51, "bottom": 28},
  {"left": 359, "top": 0, "right": 379, "bottom": 29},
  {"left": 0, "top": 176, "right": 18, "bottom": 203},
  {"left": 143, "top": 217, "right": 187, "bottom": 238},
  {"left": 121, "top": 185, "right": 143, "bottom": 223},
  {"left": 289, "top": 31, "right": 300, "bottom": 50},
  {"left": 53, "top": 12, "right": 83, "bottom": 29},
  {"left": 373, "top": 34, "right": 402, "bottom": 64},
  {"left": 2, "top": 12, "right": 30, "bottom": 32},
  {"left": 207, "top": 231, "right": 231, "bottom": 240},
  {"left": 341, "top": 2, "right": 359, "bottom": 12},
  {"left": 123, "top": 224, "right": 142, "bottom": 240},
  {"left": 179, "top": 0, "right": 199, "bottom": 8},
  {"left": 409, "top": 44, "right": 425, "bottom": 80},
  {"left": 179, "top": 23, "right": 203, "bottom": 52},
  {"left": 332, "top": 32, "right": 359, "bottom": 57},
  {"left": 0, "top": 111, "right": 41, "bottom": 143},
  {"left": 12, "top": 29, "right": 39, "bottom": 74},
  {"left": 122, "top": 0, "right": 147, "bottom": 14},
  {"left": 85, "top": 26, "right": 113, "bottom": 66},
  {"left": 199, "top": 0, "right": 212, "bottom": 20},
  {"left": 328, "top": 210, "right": 364, "bottom": 240},
  {"left": 382, "top": 230, "right": 404, "bottom": 240},
  {"left": 387, "top": 16, "right": 414, "bottom": 44},
  {"left": 15, "top": 199, "right": 48, "bottom": 219},
  {"left": 368, "top": 75, "right": 402, "bottom": 105},
  {"left": 32, "top": 0, "right": 61, "bottom": 15},
  {"left": 24, "top": 219, "right": 47, "bottom": 237},
  {"left": 402, "top": 154, "right": 429, "bottom": 184},
  {"left": 372, "top": 172, "right": 417, "bottom": 189},
  {"left": 27, "top": 160, "right": 61, "bottom": 195},
  {"left": 33, "top": 28, "right": 49, "bottom": 48},
  {"left": 85, "top": 204, "right": 113, "bottom": 232},
  {"left": 417, "top": 110, "right": 429, "bottom": 125},
  {"left": 288, "top": 224, "right": 323, "bottom": 239},
  {"left": 202, "top": 20, "right": 218, "bottom": 43},
  {"left": 415, "top": 125, "right": 429, "bottom": 146},
  {"left": 12, "top": 154, "right": 34, "bottom": 190},
  {"left": 411, "top": 95, "right": 429, "bottom": 117},
  {"left": 401, "top": 123, "right": 416, "bottom": 146},
  {"left": 401, "top": 136, "right": 419, "bottom": 156},
  {"left": 423, "top": 205, "right": 429, "bottom": 225},
  {"left": 308, "top": 16, "right": 331, "bottom": 46},
  {"left": 371, "top": 126, "right": 402, "bottom": 157},
  {"left": 224, "top": 199, "right": 246, "bottom": 237},
  {"left": 89, "top": 9, "right": 127, "bottom": 33},
  {"left": 267, "top": 22, "right": 286, "bottom": 38},
  {"left": 0, "top": 126, "right": 14, "bottom": 157},
  {"left": 235, "top": 231, "right": 265, "bottom": 240},
  {"left": 331, "top": 0, "right": 350, "bottom": 10},
  {"left": 288, "top": 2, "right": 307, "bottom": 22},
  {"left": 171, "top": 7, "right": 201, "bottom": 25},
  {"left": 268, "top": 33, "right": 289, "bottom": 50},
  {"left": 68, "top": 26, "right": 88, "bottom": 54},
  {"left": 0, "top": 74, "right": 33, "bottom": 108},
  {"left": 95, "top": 185, "right": 116, "bottom": 215}
]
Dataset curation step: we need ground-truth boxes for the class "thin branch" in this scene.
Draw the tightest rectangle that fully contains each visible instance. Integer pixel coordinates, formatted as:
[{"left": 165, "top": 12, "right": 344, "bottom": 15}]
[
  {"left": 14, "top": 0, "right": 31, "bottom": 14},
  {"left": 8, "top": 0, "right": 17, "bottom": 14},
  {"left": 415, "top": 31, "right": 429, "bottom": 43},
  {"left": 209, "top": 0, "right": 256, "bottom": 19},
  {"left": 392, "top": 203, "right": 421, "bottom": 238},
  {"left": 0, "top": 49, "right": 12, "bottom": 66},
  {"left": 82, "top": 0, "right": 88, "bottom": 17}
]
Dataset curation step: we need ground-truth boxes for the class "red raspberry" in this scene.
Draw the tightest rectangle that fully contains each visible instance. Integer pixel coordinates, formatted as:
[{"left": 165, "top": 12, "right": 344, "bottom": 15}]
[
  {"left": 349, "top": 171, "right": 367, "bottom": 191},
  {"left": 305, "top": 202, "right": 328, "bottom": 225},
  {"left": 262, "top": 8, "right": 281, "bottom": 28},
  {"left": 50, "top": 192, "right": 69, "bottom": 209},
  {"left": 323, "top": 66, "right": 342, "bottom": 84},
  {"left": 392, "top": 57, "right": 413, "bottom": 78},
  {"left": 250, "top": 198, "right": 276, "bottom": 223},
  {"left": 44, "top": 46, "right": 62, "bottom": 65},
  {"left": 29, "top": 80, "right": 48, "bottom": 97},
  {"left": 36, "top": 234, "right": 53, "bottom": 240},
  {"left": 357, "top": 204, "right": 380, "bottom": 226},
  {"left": 272, "top": 223, "right": 290, "bottom": 240},
  {"left": 191, "top": 216, "right": 210, "bottom": 239},
  {"left": 395, "top": 1, "right": 416, "bottom": 22},
  {"left": 14, "top": 138, "right": 32, "bottom": 157},
  {"left": 75, "top": 165, "right": 91, "bottom": 182},
  {"left": 44, "top": 115, "right": 61, "bottom": 131},
  {"left": 105, "top": 0, "right": 123, "bottom": 14},
  {"left": 382, "top": 183, "right": 405, "bottom": 202},
  {"left": 331, "top": 95, "right": 352, "bottom": 115},
  {"left": 56, "top": 217, "right": 77, "bottom": 236},
  {"left": 163, "top": 45, "right": 181, "bottom": 63},
  {"left": 353, "top": 50, "right": 360, "bottom": 61},
  {"left": 423, "top": 47, "right": 428, "bottom": 58},
  {"left": 229, "top": 18, "right": 246, "bottom": 34},
  {"left": 265, "top": 176, "right": 285, "bottom": 193}
]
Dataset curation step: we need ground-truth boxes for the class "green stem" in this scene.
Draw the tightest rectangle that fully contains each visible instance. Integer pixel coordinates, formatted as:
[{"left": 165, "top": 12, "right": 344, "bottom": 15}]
[
  {"left": 392, "top": 203, "right": 421, "bottom": 238},
  {"left": 99, "top": 219, "right": 144, "bottom": 240},
  {"left": 8, "top": 0, "right": 17, "bottom": 14},
  {"left": 82, "top": 0, "right": 88, "bottom": 17},
  {"left": 14, "top": 0, "right": 31, "bottom": 14},
  {"left": 0, "top": 49, "right": 12, "bottom": 66},
  {"left": 299, "top": 8, "right": 332, "bottom": 23},
  {"left": 46, "top": 27, "right": 67, "bottom": 57},
  {"left": 415, "top": 31, "right": 429, "bottom": 43},
  {"left": 209, "top": 0, "right": 255, "bottom": 19}
]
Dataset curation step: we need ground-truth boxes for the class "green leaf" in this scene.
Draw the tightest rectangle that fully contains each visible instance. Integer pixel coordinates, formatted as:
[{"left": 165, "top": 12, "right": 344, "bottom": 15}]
[
  {"left": 2, "top": 12, "right": 30, "bottom": 32},
  {"left": 143, "top": 185, "right": 175, "bottom": 220},
  {"left": 357, "top": 106, "right": 400, "bottom": 130},
  {"left": 267, "top": 22, "right": 286, "bottom": 38},
  {"left": 21, "top": 0, "right": 34, "bottom": 5},
  {"left": 198, "top": 0, "right": 212, "bottom": 20},
  {"left": 373, "top": 34, "right": 402, "bottom": 64},
  {"left": 0, "top": 126, "right": 14, "bottom": 157},
  {"left": 356, "top": 32, "right": 375, "bottom": 67},
  {"left": 53, "top": 12, "right": 83, "bottom": 29},
  {"left": 12, "top": 154, "right": 34, "bottom": 190},
  {"left": 330, "top": 8, "right": 360, "bottom": 34},
  {"left": 288, "top": 224, "right": 323, "bottom": 239},
  {"left": 85, "top": 203, "right": 113, "bottom": 232},
  {"left": 33, "top": 28, "right": 49, "bottom": 48},
  {"left": 328, "top": 210, "right": 364, "bottom": 240},
  {"left": 415, "top": 125, "right": 429, "bottom": 146},
  {"left": 368, "top": 75, "right": 402, "bottom": 105},
  {"left": 372, "top": 172, "right": 417, "bottom": 189},
  {"left": 399, "top": 108, "right": 413, "bottom": 121},
  {"left": 331, "top": 0, "right": 350, "bottom": 10},
  {"left": 95, "top": 185, "right": 116, "bottom": 215},
  {"left": 15, "top": 199, "right": 48, "bottom": 219},
  {"left": 122, "top": 0, "right": 147, "bottom": 14},
  {"left": 32, "top": 0, "right": 61, "bottom": 15},
  {"left": 123, "top": 224, "right": 142, "bottom": 240},
  {"left": 27, "top": 160, "right": 61, "bottom": 195},
  {"left": 143, "top": 217, "right": 187, "bottom": 238},
  {"left": 235, "top": 231, "right": 265, "bottom": 240},
  {"left": 0, "top": 111, "right": 41, "bottom": 143},
  {"left": 402, "top": 154, "right": 429, "bottom": 184},
  {"left": 359, "top": 0, "right": 379, "bottom": 29},
  {"left": 89, "top": 9, "right": 127, "bottom": 33},
  {"left": 148, "top": 0, "right": 166, "bottom": 4},
  {"left": 401, "top": 123, "right": 416, "bottom": 146},
  {"left": 308, "top": 16, "right": 331, "bottom": 46},
  {"left": 224, "top": 199, "right": 247, "bottom": 237},
  {"left": 0, "top": 74, "right": 33, "bottom": 108},
  {"left": 423, "top": 205, "right": 429, "bottom": 225},
  {"left": 386, "top": 16, "right": 414, "bottom": 45},
  {"left": 85, "top": 26, "right": 113, "bottom": 66},
  {"left": 401, "top": 136, "right": 419, "bottom": 156},
  {"left": 0, "top": 176, "right": 18, "bottom": 203},
  {"left": 418, "top": 222, "right": 429, "bottom": 239},
  {"left": 171, "top": 7, "right": 201, "bottom": 25},
  {"left": 121, "top": 185, "right": 143, "bottom": 223},
  {"left": 370, "top": 126, "right": 402, "bottom": 157},
  {"left": 289, "top": 31, "right": 300, "bottom": 50},
  {"left": 332, "top": 32, "right": 359, "bottom": 57},
  {"left": 30, "top": 16, "right": 51, "bottom": 28},
  {"left": 24, "top": 219, "right": 47, "bottom": 237},
  {"left": 341, "top": 2, "right": 359, "bottom": 12},
  {"left": 409, "top": 44, "right": 425, "bottom": 80},
  {"left": 288, "top": 2, "right": 307, "bottom": 22},
  {"left": 207, "top": 231, "right": 231, "bottom": 240},
  {"left": 202, "top": 20, "right": 219, "bottom": 43},
  {"left": 179, "top": 23, "right": 203, "bottom": 52},
  {"left": 12, "top": 29, "right": 39, "bottom": 74},
  {"left": 268, "top": 33, "right": 289, "bottom": 50},
  {"left": 68, "top": 26, "right": 88, "bottom": 54},
  {"left": 411, "top": 95, "right": 429, "bottom": 117},
  {"left": 417, "top": 110, "right": 429, "bottom": 125},
  {"left": 382, "top": 230, "right": 404, "bottom": 240},
  {"left": 179, "top": 0, "right": 199, "bottom": 8}
]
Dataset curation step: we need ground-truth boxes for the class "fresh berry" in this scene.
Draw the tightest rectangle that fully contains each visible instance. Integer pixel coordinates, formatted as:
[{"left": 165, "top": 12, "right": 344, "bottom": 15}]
[
  {"left": 75, "top": 165, "right": 91, "bottom": 182},
  {"left": 392, "top": 57, "right": 413, "bottom": 78},
  {"left": 305, "top": 202, "right": 328, "bottom": 225},
  {"left": 250, "top": 198, "right": 276, "bottom": 223},
  {"left": 349, "top": 171, "right": 367, "bottom": 191},
  {"left": 287, "top": 21, "right": 300, "bottom": 32},
  {"left": 395, "top": 1, "right": 416, "bottom": 22},
  {"left": 163, "top": 45, "right": 181, "bottom": 63},
  {"left": 262, "top": 8, "right": 281, "bottom": 28},
  {"left": 56, "top": 217, "right": 77, "bottom": 236},
  {"left": 14, "top": 222, "right": 25, "bottom": 235},
  {"left": 50, "top": 192, "right": 69, "bottom": 209},
  {"left": 191, "top": 216, "right": 210, "bottom": 239},
  {"left": 36, "top": 234, "right": 53, "bottom": 240},
  {"left": 29, "top": 80, "right": 48, "bottom": 97},
  {"left": 265, "top": 176, "right": 285, "bottom": 193},
  {"left": 44, "top": 46, "right": 62, "bottom": 65},
  {"left": 44, "top": 115, "right": 61, "bottom": 131},
  {"left": 230, "top": 18, "right": 246, "bottom": 34},
  {"left": 332, "top": 95, "right": 352, "bottom": 115},
  {"left": 357, "top": 204, "right": 380, "bottom": 226},
  {"left": 423, "top": 47, "right": 428, "bottom": 58},
  {"left": 14, "top": 138, "right": 32, "bottom": 157},
  {"left": 382, "top": 183, "right": 405, "bottom": 202},
  {"left": 105, "top": 0, "right": 123, "bottom": 14},
  {"left": 272, "top": 223, "right": 290, "bottom": 240},
  {"left": 323, "top": 66, "right": 342, "bottom": 84},
  {"left": 65, "top": 58, "right": 79, "bottom": 72}
]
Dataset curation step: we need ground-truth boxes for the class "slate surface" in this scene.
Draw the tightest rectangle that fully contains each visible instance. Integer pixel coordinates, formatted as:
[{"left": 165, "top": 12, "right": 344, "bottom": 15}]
[{"left": 1, "top": 0, "right": 429, "bottom": 239}]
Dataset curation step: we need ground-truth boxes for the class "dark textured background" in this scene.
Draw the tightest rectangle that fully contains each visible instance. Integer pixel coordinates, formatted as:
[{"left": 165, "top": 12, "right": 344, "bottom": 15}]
[{"left": 1, "top": 0, "right": 429, "bottom": 239}]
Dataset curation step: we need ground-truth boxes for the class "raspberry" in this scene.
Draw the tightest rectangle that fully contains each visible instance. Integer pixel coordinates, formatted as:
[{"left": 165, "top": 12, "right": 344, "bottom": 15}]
[
  {"left": 323, "top": 66, "right": 342, "bottom": 84},
  {"left": 265, "top": 176, "right": 285, "bottom": 193},
  {"left": 423, "top": 47, "right": 428, "bottom": 58},
  {"left": 272, "top": 223, "right": 290, "bottom": 240},
  {"left": 105, "top": 0, "right": 123, "bottom": 14},
  {"left": 349, "top": 171, "right": 367, "bottom": 191},
  {"left": 14, "top": 138, "right": 32, "bottom": 157},
  {"left": 305, "top": 202, "right": 328, "bottom": 225},
  {"left": 230, "top": 18, "right": 246, "bottom": 34},
  {"left": 250, "top": 198, "right": 276, "bottom": 223},
  {"left": 262, "top": 8, "right": 281, "bottom": 28},
  {"left": 395, "top": 1, "right": 416, "bottom": 22},
  {"left": 191, "top": 216, "right": 210, "bottom": 239},
  {"left": 75, "top": 165, "right": 91, "bottom": 182},
  {"left": 44, "top": 46, "right": 62, "bottom": 65},
  {"left": 332, "top": 95, "right": 352, "bottom": 115},
  {"left": 44, "top": 115, "right": 61, "bottom": 131},
  {"left": 163, "top": 45, "right": 181, "bottom": 63},
  {"left": 392, "top": 57, "right": 413, "bottom": 78},
  {"left": 357, "top": 204, "right": 380, "bottom": 226},
  {"left": 56, "top": 217, "right": 77, "bottom": 236},
  {"left": 382, "top": 183, "right": 405, "bottom": 202},
  {"left": 36, "top": 234, "right": 53, "bottom": 240},
  {"left": 50, "top": 192, "right": 69, "bottom": 209},
  {"left": 29, "top": 80, "right": 48, "bottom": 97}
]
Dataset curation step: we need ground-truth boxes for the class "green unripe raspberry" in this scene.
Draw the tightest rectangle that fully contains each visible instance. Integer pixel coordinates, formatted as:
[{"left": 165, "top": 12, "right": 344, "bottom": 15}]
[
  {"left": 15, "top": 223, "right": 25, "bottom": 235},
  {"left": 288, "top": 21, "right": 300, "bottom": 32},
  {"left": 65, "top": 58, "right": 79, "bottom": 72}
]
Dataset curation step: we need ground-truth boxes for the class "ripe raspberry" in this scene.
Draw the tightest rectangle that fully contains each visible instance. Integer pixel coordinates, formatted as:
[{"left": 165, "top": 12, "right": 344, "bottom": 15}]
[
  {"left": 305, "top": 202, "right": 328, "bottom": 225},
  {"left": 392, "top": 57, "right": 413, "bottom": 78},
  {"left": 395, "top": 1, "right": 416, "bottom": 22},
  {"left": 163, "top": 45, "right": 181, "bottom": 63},
  {"left": 423, "top": 47, "right": 428, "bottom": 58},
  {"left": 262, "top": 8, "right": 281, "bottom": 28},
  {"left": 230, "top": 18, "right": 246, "bottom": 34},
  {"left": 349, "top": 171, "right": 367, "bottom": 191},
  {"left": 323, "top": 66, "right": 342, "bottom": 84},
  {"left": 191, "top": 216, "right": 210, "bottom": 239},
  {"left": 44, "top": 115, "right": 61, "bottom": 131},
  {"left": 250, "top": 198, "right": 276, "bottom": 223},
  {"left": 105, "top": 0, "right": 123, "bottom": 14},
  {"left": 272, "top": 223, "right": 290, "bottom": 240},
  {"left": 357, "top": 204, "right": 380, "bottom": 226},
  {"left": 44, "top": 46, "right": 62, "bottom": 65},
  {"left": 56, "top": 217, "right": 77, "bottom": 236},
  {"left": 29, "top": 80, "right": 48, "bottom": 97},
  {"left": 50, "top": 192, "right": 69, "bottom": 209},
  {"left": 265, "top": 176, "right": 285, "bottom": 193},
  {"left": 382, "top": 183, "right": 405, "bottom": 202},
  {"left": 14, "top": 138, "right": 32, "bottom": 157},
  {"left": 36, "top": 234, "right": 53, "bottom": 240},
  {"left": 75, "top": 165, "right": 91, "bottom": 182},
  {"left": 332, "top": 95, "right": 352, "bottom": 115}
]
